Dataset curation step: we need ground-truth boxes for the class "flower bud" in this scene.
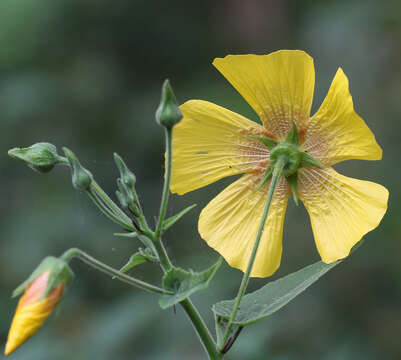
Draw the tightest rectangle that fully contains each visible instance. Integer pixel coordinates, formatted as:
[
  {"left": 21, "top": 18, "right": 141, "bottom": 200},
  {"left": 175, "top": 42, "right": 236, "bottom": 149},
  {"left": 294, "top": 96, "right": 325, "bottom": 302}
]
[
  {"left": 5, "top": 257, "right": 73, "bottom": 356},
  {"left": 63, "top": 147, "right": 93, "bottom": 191},
  {"left": 8, "top": 143, "right": 61, "bottom": 173},
  {"left": 114, "top": 153, "right": 136, "bottom": 188},
  {"left": 155, "top": 79, "right": 182, "bottom": 129}
]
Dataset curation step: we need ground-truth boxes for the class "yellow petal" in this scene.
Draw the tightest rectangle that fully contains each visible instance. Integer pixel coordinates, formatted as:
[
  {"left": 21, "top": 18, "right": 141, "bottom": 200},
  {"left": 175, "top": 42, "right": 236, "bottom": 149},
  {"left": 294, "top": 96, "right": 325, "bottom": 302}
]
[
  {"left": 213, "top": 50, "right": 315, "bottom": 139},
  {"left": 198, "top": 173, "right": 290, "bottom": 278},
  {"left": 303, "top": 68, "right": 382, "bottom": 165},
  {"left": 298, "top": 167, "right": 388, "bottom": 263},
  {"left": 171, "top": 100, "right": 269, "bottom": 195},
  {"left": 5, "top": 284, "right": 63, "bottom": 355}
]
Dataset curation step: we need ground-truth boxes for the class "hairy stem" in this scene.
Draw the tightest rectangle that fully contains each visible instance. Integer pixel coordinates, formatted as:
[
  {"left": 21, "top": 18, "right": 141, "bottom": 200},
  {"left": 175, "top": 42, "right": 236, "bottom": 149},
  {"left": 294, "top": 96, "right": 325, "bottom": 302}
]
[
  {"left": 60, "top": 248, "right": 169, "bottom": 295},
  {"left": 154, "top": 128, "right": 173, "bottom": 238}
]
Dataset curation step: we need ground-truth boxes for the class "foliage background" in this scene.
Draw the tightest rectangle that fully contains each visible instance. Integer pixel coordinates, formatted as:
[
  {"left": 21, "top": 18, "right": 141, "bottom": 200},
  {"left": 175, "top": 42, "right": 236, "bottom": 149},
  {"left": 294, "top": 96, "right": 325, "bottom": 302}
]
[{"left": 0, "top": 0, "right": 400, "bottom": 359}]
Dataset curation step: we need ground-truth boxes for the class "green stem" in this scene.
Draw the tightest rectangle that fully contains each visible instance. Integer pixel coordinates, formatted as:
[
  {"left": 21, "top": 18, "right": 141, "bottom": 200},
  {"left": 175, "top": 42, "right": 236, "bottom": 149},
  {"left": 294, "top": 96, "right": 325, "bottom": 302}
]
[
  {"left": 181, "top": 299, "right": 223, "bottom": 360},
  {"left": 60, "top": 155, "right": 134, "bottom": 230},
  {"left": 60, "top": 248, "right": 169, "bottom": 295},
  {"left": 149, "top": 127, "right": 220, "bottom": 359},
  {"left": 153, "top": 237, "right": 172, "bottom": 271},
  {"left": 154, "top": 128, "right": 173, "bottom": 238},
  {"left": 220, "top": 158, "right": 285, "bottom": 351},
  {"left": 88, "top": 188, "right": 135, "bottom": 231},
  {"left": 91, "top": 180, "right": 133, "bottom": 225}
]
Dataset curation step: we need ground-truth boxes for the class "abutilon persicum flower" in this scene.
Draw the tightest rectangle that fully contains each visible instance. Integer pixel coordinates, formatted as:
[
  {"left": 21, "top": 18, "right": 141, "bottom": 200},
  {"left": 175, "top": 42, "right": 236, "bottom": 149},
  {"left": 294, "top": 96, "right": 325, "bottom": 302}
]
[
  {"left": 5, "top": 257, "right": 72, "bottom": 355},
  {"left": 170, "top": 50, "right": 389, "bottom": 278}
]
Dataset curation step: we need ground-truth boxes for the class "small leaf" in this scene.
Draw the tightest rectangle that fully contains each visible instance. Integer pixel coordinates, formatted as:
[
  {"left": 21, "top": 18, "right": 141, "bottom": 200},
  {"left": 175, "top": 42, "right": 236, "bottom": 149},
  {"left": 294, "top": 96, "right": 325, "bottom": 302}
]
[
  {"left": 212, "top": 260, "right": 341, "bottom": 326},
  {"left": 248, "top": 135, "right": 278, "bottom": 150},
  {"left": 118, "top": 252, "right": 148, "bottom": 274},
  {"left": 159, "top": 257, "right": 222, "bottom": 309},
  {"left": 162, "top": 204, "right": 197, "bottom": 231}
]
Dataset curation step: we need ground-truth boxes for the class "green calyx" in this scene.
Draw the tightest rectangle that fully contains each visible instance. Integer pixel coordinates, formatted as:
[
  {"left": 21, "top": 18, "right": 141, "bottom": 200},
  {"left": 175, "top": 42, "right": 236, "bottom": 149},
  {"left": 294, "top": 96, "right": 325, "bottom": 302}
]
[
  {"left": 269, "top": 143, "right": 302, "bottom": 177},
  {"left": 254, "top": 122, "right": 325, "bottom": 204},
  {"left": 12, "top": 256, "right": 74, "bottom": 300}
]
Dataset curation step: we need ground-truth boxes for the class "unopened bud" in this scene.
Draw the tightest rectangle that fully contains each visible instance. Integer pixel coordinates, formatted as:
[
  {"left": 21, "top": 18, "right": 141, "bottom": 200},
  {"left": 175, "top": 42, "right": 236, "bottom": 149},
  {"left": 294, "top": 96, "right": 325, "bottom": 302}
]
[
  {"left": 5, "top": 257, "right": 73, "bottom": 356},
  {"left": 155, "top": 79, "right": 182, "bottom": 129},
  {"left": 8, "top": 143, "right": 61, "bottom": 173},
  {"left": 114, "top": 153, "right": 136, "bottom": 188},
  {"left": 63, "top": 147, "right": 93, "bottom": 191}
]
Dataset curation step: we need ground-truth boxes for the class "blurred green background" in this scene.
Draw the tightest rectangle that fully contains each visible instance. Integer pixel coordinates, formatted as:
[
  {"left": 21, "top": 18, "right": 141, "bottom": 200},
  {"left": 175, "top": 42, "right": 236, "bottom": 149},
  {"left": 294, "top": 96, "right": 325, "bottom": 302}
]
[{"left": 0, "top": 0, "right": 400, "bottom": 359}]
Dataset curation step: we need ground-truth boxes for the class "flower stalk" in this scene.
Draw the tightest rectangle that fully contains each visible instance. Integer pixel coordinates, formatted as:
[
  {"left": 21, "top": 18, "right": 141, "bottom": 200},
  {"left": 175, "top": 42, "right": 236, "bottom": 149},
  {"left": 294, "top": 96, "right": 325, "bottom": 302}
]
[{"left": 60, "top": 248, "right": 169, "bottom": 295}]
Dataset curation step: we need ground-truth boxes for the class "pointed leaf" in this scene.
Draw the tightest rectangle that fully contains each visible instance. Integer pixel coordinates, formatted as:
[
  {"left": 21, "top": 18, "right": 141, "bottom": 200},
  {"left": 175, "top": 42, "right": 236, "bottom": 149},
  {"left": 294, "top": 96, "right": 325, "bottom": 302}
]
[
  {"left": 212, "top": 260, "right": 341, "bottom": 326},
  {"left": 248, "top": 135, "right": 278, "bottom": 150},
  {"left": 159, "top": 257, "right": 222, "bottom": 309},
  {"left": 162, "top": 204, "right": 197, "bottom": 231},
  {"left": 118, "top": 252, "right": 148, "bottom": 274}
]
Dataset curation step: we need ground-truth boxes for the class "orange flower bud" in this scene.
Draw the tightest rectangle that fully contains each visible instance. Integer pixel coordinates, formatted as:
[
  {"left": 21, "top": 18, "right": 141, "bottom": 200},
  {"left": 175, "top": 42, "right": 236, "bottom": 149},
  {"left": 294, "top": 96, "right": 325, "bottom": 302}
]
[{"left": 5, "top": 256, "right": 73, "bottom": 356}]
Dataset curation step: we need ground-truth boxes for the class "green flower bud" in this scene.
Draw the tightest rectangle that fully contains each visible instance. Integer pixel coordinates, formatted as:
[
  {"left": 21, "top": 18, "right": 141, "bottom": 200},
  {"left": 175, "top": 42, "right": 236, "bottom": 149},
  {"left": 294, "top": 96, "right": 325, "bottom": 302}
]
[
  {"left": 63, "top": 147, "right": 93, "bottom": 191},
  {"left": 8, "top": 143, "right": 61, "bottom": 173},
  {"left": 155, "top": 79, "right": 183, "bottom": 129},
  {"left": 114, "top": 153, "right": 136, "bottom": 188}
]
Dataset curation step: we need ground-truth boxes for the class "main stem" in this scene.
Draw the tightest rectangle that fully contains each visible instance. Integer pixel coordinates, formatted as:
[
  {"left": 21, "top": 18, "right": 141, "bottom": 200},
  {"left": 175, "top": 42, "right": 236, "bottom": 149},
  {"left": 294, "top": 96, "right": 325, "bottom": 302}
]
[
  {"left": 154, "top": 128, "right": 173, "bottom": 238},
  {"left": 153, "top": 126, "right": 221, "bottom": 359},
  {"left": 220, "top": 158, "right": 285, "bottom": 351}
]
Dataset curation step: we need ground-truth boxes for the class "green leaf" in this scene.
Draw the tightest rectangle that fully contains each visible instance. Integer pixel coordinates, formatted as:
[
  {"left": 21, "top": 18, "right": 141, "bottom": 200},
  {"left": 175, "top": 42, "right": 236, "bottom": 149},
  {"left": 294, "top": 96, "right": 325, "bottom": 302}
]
[
  {"left": 118, "top": 249, "right": 157, "bottom": 273},
  {"left": 159, "top": 257, "right": 222, "bottom": 309},
  {"left": 162, "top": 204, "right": 197, "bottom": 232},
  {"left": 212, "top": 260, "right": 341, "bottom": 326},
  {"left": 248, "top": 135, "right": 278, "bottom": 150}
]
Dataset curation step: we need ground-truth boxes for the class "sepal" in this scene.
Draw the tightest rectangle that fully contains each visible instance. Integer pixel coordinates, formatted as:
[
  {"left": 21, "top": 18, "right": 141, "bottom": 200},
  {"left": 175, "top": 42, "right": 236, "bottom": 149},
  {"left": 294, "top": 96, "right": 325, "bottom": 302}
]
[
  {"left": 283, "top": 120, "right": 300, "bottom": 146},
  {"left": 300, "top": 152, "right": 326, "bottom": 169},
  {"left": 248, "top": 135, "right": 278, "bottom": 150},
  {"left": 13, "top": 256, "right": 73, "bottom": 299}
]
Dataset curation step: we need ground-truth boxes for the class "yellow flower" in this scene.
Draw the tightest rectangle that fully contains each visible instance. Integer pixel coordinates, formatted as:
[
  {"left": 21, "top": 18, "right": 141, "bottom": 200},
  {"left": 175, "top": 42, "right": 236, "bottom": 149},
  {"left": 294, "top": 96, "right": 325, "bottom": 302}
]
[
  {"left": 5, "top": 271, "right": 65, "bottom": 355},
  {"left": 170, "top": 50, "right": 389, "bottom": 278}
]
